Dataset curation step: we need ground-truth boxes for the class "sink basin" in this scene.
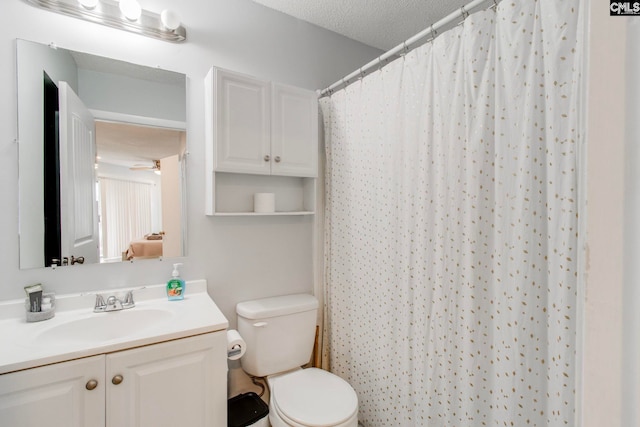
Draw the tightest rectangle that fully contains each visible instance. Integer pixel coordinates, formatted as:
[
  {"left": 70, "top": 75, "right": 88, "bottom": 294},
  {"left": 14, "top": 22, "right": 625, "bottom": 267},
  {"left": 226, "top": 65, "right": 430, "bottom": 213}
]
[{"left": 36, "top": 308, "right": 173, "bottom": 345}]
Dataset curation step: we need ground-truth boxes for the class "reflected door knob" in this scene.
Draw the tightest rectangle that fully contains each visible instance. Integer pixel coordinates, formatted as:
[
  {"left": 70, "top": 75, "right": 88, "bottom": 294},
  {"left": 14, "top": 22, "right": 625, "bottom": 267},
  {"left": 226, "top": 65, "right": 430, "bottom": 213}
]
[
  {"left": 274, "top": 156, "right": 281, "bottom": 163},
  {"left": 86, "top": 379, "right": 98, "bottom": 390},
  {"left": 264, "top": 155, "right": 270, "bottom": 162},
  {"left": 71, "top": 255, "right": 85, "bottom": 265}
]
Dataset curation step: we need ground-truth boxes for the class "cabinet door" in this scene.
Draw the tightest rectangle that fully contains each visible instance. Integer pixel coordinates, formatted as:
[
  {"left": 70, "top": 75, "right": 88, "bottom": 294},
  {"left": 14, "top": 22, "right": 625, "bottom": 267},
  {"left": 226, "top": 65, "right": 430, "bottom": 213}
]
[
  {"left": 0, "top": 355, "right": 105, "bottom": 427},
  {"left": 106, "top": 333, "right": 227, "bottom": 427},
  {"left": 214, "top": 68, "right": 271, "bottom": 175},
  {"left": 271, "top": 83, "right": 318, "bottom": 177}
]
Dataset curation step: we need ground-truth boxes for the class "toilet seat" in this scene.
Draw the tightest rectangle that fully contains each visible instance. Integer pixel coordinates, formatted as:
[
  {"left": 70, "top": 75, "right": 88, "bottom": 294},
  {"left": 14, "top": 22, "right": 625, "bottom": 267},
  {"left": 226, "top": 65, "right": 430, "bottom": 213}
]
[{"left": 270, "top": 368, "right": 358, "bottom": 427}]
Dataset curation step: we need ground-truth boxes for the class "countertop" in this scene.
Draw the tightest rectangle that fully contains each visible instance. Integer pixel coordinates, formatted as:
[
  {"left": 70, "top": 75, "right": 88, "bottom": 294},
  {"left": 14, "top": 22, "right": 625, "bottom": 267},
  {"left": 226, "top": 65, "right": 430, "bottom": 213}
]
[{"left": 0, "top": 279, "right": 228, "bottom": 374}]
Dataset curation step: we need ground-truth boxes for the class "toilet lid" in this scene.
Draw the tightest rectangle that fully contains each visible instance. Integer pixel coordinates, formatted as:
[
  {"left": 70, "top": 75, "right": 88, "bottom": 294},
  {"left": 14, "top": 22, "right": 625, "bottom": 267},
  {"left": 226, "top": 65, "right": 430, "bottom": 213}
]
[{"left": 272, "top": 368, "right": 358, "bottom": 427}]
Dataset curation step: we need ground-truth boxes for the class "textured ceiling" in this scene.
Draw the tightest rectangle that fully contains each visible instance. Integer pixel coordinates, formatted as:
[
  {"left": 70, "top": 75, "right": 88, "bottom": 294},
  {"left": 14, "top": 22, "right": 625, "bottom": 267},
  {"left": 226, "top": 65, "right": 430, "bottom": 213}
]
[
  {"left": 96, "top": 121, "right": 184, "bottom": 169},
  {"left": 251, "top": 0, "right": 463, "bottom": 51}
]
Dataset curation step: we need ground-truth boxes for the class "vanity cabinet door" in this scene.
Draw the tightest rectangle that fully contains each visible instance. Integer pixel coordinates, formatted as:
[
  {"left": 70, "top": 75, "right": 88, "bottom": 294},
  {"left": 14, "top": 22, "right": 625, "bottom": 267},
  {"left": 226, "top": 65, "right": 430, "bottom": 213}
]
[
  {"left": 271, "top": 83, "right": 318, "bottom": 178},
  {"left": 0, "top": 355, "right": 105, "bottom": 427},
  {"left": 212, "top": 68, "right": 271, "bottom": 175},
  {"left": 105, "top": 332, "right": 227, "bottom": 427}
]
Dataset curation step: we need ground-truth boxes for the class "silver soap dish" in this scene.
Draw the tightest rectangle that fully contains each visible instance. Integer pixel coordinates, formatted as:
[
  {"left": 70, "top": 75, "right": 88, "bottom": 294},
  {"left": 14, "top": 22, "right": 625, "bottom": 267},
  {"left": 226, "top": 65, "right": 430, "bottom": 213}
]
[{"left": 25, "top": 292, "right": 56, "bottom": 323}]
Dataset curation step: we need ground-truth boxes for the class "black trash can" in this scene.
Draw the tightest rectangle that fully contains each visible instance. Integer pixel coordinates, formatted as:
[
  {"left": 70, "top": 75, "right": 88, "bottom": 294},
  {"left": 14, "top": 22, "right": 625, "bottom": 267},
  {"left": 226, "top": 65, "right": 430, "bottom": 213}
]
[{"left": 228, "top": 392, "right": 269, "bottom": 427}]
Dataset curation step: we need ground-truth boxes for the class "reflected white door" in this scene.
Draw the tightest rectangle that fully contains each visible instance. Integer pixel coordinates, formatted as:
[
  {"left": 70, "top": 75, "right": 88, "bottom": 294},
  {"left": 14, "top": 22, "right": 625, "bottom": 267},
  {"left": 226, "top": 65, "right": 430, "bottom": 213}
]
[{"left": 59, "top": 82, "right": 99, "bottom": 264}]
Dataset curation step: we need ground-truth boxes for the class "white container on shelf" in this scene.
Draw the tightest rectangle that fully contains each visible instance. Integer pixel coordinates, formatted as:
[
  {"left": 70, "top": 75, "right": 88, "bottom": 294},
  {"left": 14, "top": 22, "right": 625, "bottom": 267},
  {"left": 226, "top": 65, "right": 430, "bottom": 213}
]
[{"left": 254, "top": 193, "right": 275, "bottom": 213}]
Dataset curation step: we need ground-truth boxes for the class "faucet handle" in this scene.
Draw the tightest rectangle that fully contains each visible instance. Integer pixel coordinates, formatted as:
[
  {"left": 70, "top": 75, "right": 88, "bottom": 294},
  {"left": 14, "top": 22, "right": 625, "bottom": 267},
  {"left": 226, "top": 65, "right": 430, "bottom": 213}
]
[
  {"left": 94, "top": 294, "right": 106, "bottom": 312},
  {"left": 123, "top": 291, "right": 134, "bottom": 306},
  {"left": 95, "top": 294, "right": 105, "bottom": 306}
]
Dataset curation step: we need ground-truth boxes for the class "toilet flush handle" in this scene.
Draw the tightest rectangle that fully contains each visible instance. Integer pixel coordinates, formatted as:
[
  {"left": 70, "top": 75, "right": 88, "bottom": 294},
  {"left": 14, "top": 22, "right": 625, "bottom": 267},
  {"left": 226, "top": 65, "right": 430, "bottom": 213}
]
[{"left": 253, "top": 322, "right": 268, "bottom": 328}]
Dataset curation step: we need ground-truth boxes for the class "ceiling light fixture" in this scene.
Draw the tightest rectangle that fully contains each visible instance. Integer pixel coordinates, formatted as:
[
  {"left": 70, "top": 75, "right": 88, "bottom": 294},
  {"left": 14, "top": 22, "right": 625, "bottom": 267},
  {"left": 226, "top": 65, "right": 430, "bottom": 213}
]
[
  {"left": 118, "top": 0, "right": 141, "bottom": 21},
  {"left": 160, "top": 9, "right": 180, "bottom": 30},
  {"left": 78, "top": 0, "right": 98, "bottom": 9},
  {"left": 23, "top": 0, "right": 186, "bottom": 42}
]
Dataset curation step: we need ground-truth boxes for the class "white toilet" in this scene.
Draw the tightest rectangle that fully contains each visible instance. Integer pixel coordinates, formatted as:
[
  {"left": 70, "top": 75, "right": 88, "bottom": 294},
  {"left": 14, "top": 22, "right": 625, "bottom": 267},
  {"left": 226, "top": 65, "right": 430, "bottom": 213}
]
[{"left": 237, "top": 294, "right": 359, "bottom": 427}]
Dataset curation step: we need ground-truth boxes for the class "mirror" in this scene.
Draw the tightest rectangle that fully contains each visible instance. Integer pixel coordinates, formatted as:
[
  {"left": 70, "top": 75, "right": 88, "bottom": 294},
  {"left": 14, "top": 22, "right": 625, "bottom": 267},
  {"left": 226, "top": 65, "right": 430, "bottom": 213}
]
[{"left": 17, "top": 39, "right": 187, "bottom": 269}]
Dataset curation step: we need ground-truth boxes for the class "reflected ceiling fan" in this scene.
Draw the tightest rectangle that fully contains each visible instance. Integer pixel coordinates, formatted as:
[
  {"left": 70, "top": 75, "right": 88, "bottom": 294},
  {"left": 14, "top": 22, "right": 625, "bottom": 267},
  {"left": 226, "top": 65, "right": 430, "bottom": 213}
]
[{"left": 130, "top": 159, "right": 161, "bottom": 173}]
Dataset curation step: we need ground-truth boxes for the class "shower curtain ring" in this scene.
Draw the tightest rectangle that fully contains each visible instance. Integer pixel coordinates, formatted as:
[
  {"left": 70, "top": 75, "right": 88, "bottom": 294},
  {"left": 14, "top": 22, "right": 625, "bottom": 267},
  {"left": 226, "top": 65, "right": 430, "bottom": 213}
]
[
  {"left": 400, "top": 41, "right": 409, "bottom": 57},
  {"left": 461, "top": 5, "right": 469, "bottom": 20}
]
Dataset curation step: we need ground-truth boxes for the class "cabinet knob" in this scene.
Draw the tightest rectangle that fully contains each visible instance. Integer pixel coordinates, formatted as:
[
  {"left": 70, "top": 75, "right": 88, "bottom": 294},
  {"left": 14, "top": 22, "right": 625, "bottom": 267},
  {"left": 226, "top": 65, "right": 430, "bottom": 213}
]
[
  {"left": 274, "top": 156, "right": 281, "bottom": 163},
  {"left": 86, "top": 379, "right": 98, "bottom": 390},
  {"left": 112, "top": 375, "right": 124, "bottom": 385},
  {"left": 264, "top": 155, "right": 270, "bottom": 162}
]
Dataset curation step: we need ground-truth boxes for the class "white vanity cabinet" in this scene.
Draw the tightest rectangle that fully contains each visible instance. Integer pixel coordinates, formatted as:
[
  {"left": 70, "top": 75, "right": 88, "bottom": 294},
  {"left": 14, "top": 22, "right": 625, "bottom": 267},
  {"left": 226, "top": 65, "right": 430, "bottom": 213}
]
[
  {"left": 0, "top": 355, "right": 105, "bottom": 427},
  {"left": 205, "top": 66, "right": 318, "bottom": 215},
  {"left": 107, "top": 332, "right": 226, "bottom": 427},
  {"left": 0, "top": 333, "right": 227, "bottom": 427}
]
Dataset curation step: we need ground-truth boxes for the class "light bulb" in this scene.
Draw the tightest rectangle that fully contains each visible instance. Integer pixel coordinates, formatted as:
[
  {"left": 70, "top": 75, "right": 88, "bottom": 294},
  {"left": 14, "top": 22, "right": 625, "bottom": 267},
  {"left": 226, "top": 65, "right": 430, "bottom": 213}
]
[
  {"left": 79, "top": 0, "right": 98, "bottom": 9},
  {"left": 119, "top": 0, "right": 141, "bottom": 21},
  {"left": 160, "top": 9, "right": 181, "bottom": 30}
]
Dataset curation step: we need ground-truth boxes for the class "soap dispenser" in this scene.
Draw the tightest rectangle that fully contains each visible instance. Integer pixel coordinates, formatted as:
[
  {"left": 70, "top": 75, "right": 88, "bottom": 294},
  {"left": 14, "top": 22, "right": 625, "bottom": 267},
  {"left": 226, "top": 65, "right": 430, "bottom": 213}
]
[{"left": 167, "top": 263, "right": 185, "bottom": 301}]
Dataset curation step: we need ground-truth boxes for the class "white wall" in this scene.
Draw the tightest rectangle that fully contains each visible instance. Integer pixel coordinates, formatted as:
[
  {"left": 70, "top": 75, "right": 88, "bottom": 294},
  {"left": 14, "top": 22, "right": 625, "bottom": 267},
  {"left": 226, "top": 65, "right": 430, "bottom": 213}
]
[
  {"left": 1, "top": 2, "right": 380, "bottom": 323},
  {"left": 624, "top": 20, "right": 640, "bottom": 427},
  {"left": 78, "top": 68, "right": 186, "bottom": 121},
  {"left": 160, "top": 154, "right": 182, "bottom": 258},
  {"left": 583, "top": 0, "right": 629, "bottom": 425}
]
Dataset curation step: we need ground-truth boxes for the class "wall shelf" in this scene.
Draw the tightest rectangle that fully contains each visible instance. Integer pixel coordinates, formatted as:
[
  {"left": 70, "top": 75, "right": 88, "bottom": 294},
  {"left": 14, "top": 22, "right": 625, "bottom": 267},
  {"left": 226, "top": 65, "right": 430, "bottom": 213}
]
[{"left": 208, "top": 172, "right": 316, "bottom": 216}]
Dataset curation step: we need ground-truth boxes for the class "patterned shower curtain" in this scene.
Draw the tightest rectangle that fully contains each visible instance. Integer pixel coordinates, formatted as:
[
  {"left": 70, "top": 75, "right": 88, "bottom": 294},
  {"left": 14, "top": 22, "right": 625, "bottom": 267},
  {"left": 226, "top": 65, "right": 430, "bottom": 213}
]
[{"left": 320, "top": 1, "right": 584, "bottom": 425}]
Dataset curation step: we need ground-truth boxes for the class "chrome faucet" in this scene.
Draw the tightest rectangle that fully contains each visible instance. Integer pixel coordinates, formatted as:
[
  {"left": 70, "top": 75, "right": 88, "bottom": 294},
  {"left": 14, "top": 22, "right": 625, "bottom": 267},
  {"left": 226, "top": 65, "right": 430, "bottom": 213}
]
[{"left": 94, "top": 291, "right": 135, "bottom": 312}]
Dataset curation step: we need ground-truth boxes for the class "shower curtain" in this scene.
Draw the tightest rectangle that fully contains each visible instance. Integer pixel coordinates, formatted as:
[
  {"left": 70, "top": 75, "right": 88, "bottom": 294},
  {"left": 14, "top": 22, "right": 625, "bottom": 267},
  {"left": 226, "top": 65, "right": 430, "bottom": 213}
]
[{"left": 320, "top": 1, "right": 584, "bottom": 425}]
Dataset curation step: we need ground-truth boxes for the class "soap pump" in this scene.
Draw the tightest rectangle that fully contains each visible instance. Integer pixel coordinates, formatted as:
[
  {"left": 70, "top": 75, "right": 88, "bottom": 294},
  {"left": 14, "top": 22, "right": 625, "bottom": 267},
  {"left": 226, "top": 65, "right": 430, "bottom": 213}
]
[{"left": 166, "top": 263, "right": 185, "bottom": 301}]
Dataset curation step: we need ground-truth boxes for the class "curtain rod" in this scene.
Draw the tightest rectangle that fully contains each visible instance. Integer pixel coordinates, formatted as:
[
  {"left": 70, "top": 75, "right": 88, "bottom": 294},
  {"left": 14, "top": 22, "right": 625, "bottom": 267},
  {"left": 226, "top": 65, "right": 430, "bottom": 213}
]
[{"left": 318, "top": 0, "right": 500, "bottom": 98}]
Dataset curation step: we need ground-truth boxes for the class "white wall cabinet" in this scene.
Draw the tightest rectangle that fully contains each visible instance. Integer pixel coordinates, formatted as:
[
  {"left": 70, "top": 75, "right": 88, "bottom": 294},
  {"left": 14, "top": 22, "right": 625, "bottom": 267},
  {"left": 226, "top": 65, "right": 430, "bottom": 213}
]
[
  {"left": 209, "top": 69, "right": 271, "bottom": 176},
  {"left": 269, "top": 82, "right": 318, "bottom": 177},
  {"left": 205, "top": 67, "right": 318, "bottom": 216},
  {"left": 0, "top": 333, "right": 227, "bottom": 427}
]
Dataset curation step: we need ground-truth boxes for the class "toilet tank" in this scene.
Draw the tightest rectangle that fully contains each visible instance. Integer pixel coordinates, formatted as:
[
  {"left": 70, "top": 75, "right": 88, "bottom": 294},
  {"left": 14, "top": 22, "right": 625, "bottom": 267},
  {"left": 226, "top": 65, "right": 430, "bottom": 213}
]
[{"left": 236, "top": 294, "right": 318, "bottom": 377}]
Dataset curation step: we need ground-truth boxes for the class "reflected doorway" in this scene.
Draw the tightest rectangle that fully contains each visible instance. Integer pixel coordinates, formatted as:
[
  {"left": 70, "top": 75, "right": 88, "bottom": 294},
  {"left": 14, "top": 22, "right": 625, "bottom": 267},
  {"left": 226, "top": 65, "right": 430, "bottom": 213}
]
[{"left": 95, "top": 121, "right": 186, "bottom": 263}]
